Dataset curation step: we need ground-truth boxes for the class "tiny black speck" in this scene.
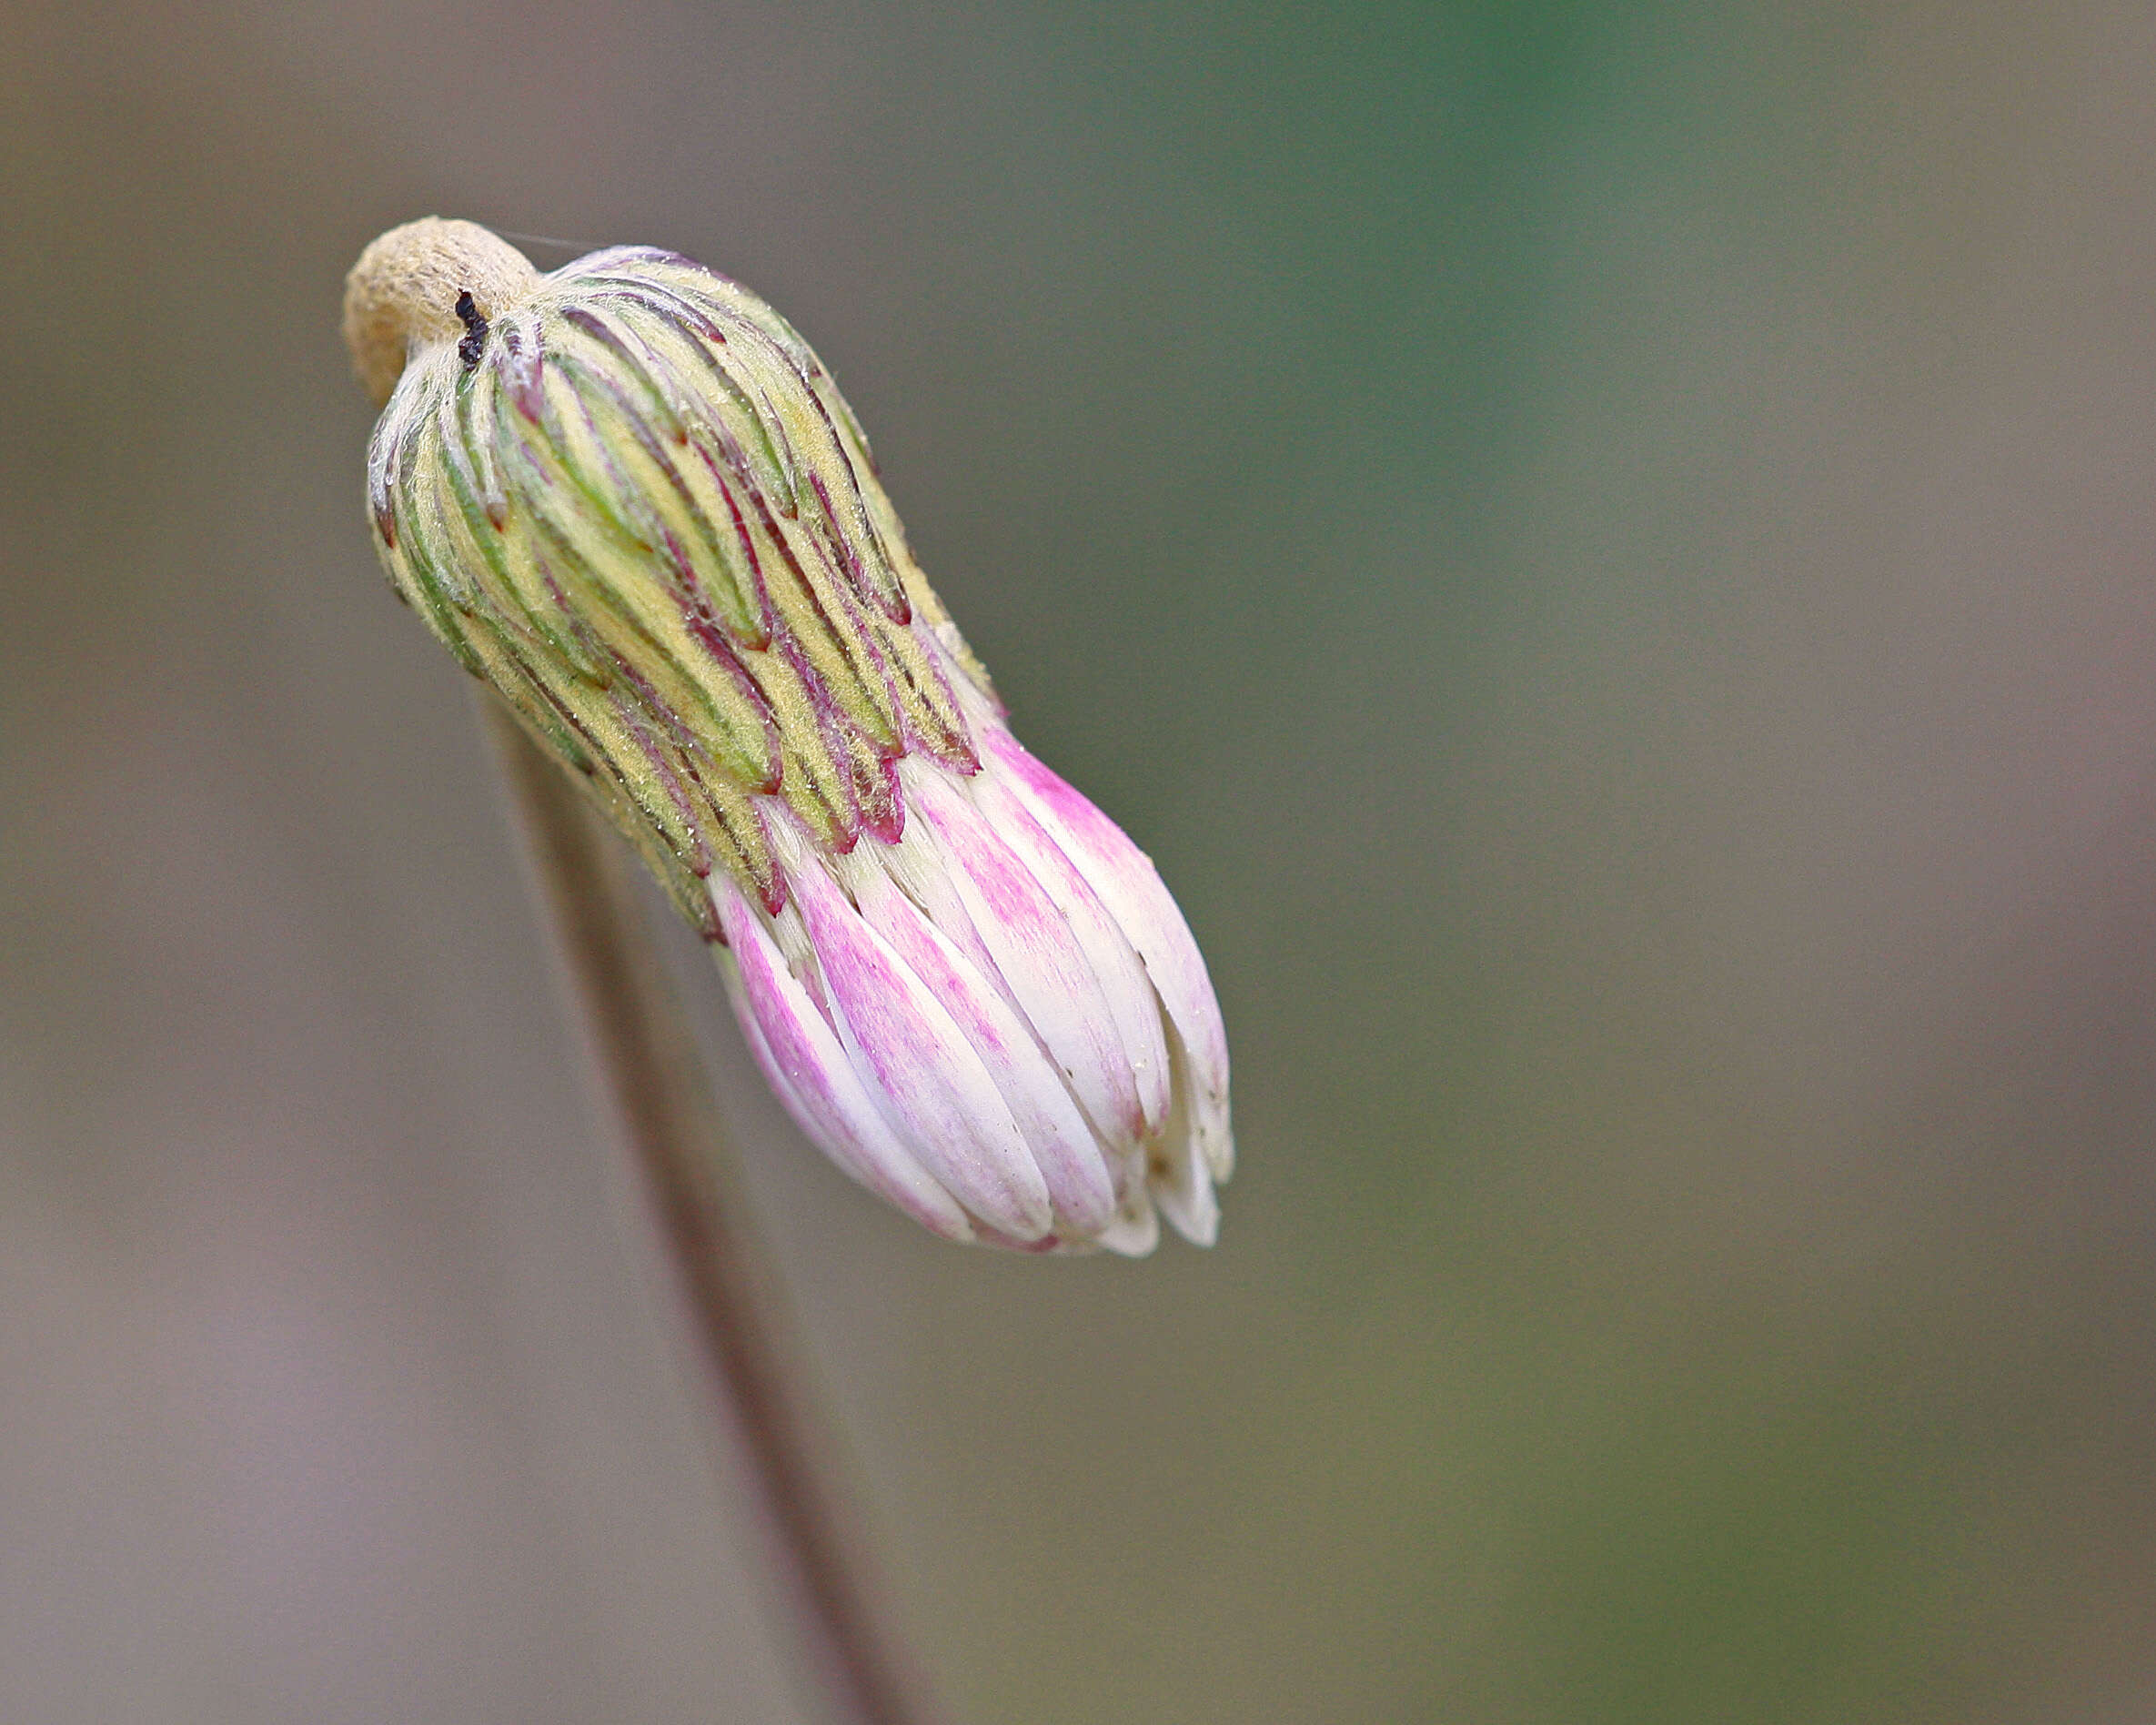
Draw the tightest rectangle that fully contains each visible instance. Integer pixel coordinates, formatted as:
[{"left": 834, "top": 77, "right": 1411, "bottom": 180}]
[{"left": 454, "top": 289, "right": 489, "bottom": 369}]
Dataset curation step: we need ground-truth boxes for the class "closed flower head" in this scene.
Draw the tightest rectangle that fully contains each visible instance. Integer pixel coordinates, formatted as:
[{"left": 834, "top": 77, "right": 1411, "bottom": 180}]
[{"left": 343, "top": 218, "right": 1232, "bottom": 1254}]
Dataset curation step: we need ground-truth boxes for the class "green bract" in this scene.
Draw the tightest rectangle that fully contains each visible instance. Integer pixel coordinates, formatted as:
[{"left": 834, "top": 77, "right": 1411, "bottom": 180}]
[{"left": 363, "top": 236, "right": 989, "bottom": 932}]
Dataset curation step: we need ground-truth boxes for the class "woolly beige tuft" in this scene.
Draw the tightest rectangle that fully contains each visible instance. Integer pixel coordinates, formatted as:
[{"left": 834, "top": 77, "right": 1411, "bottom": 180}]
[{"left": 342, "top": 217, "right": 540, "bottom": 407}]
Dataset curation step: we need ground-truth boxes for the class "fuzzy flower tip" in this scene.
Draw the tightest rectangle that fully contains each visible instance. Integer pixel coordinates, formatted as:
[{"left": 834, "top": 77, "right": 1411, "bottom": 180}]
[{"left": 343, "top": 218, "right": 1232, "bottom": 1254}]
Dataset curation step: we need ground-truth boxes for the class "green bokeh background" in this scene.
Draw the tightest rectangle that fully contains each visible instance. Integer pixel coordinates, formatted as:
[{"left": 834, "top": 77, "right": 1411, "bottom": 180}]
[{"left": 6, "top": 4, "right": 2156, "bottom": 1720}]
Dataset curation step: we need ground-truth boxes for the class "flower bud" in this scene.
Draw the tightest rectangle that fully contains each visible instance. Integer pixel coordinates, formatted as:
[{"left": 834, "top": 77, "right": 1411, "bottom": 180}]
[{"left": 343, "top": 218, "right": 1232, "bottom": 1253}]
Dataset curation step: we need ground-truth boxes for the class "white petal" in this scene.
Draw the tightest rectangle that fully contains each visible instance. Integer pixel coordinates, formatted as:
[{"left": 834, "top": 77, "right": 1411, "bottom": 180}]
[
  {"left": 959, "top": 765, "right": 1174, "bottom": 1135},
  {"left": 902, "top": 759, "right": 1169, "bottom": 1145},
  {"left": 1148, "top": 1033, "right": 1220, "bottom": 1247},
  {"left": 1153, "top": 1165, "right": 1219, "bottom": 1247},
  {"left": 841, "top": 859, "right": 1117, "bottom": 1236},
  {"left": 1093, "top": 1190, "right": 1161, "bottom": 1258},
  {"left": 784, "top": 844, "right": 1054, "bottom": 1240},
  {"left": 980, "top": 727, "right": 1234, "bottom": 1181},
  {"left": 716, "top": 884, "right": 973, "bottom": 1242}
]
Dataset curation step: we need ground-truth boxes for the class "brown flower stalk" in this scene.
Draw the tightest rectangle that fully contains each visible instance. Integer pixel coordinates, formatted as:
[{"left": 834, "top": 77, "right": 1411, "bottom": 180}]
[{"left": 483, "top": 700, "right": 932, "bottom": 1725}]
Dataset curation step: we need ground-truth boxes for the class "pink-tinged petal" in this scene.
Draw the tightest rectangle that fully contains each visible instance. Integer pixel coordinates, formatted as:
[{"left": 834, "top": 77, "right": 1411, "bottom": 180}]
[
  {"left": 902, "top": 761, "right": 1168, "bottom": 1145},
  {"left": 785, "top": 849, "right": 1054, "bottom": 1240},
  {"left": 862, "top": 815, "right": 1007, "bottom": 1005},
  {"left": 716, "top": 885, "right": 973, "bottom": 1242},
  {"left": 955, "top": 763, "right": 1173, "bottom": 1136},
  {"left": 980, "top": 726, "right": 1234, "bottom": 1180},
  {"left": 968, "top": 1220, "right": 1067, "bottom": 1255},
  {"left": 843, "top": 862, "right": 1117, "bottom": 1235}
]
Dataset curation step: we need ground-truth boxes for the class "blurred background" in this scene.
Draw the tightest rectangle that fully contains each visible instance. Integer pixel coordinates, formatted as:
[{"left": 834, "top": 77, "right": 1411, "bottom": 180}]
[{"left": 5, "top": 2, "right": 2156, "bottom": 1720}]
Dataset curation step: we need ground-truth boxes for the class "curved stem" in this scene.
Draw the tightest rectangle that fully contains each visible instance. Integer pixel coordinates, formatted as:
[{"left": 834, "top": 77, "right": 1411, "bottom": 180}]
[{"left": 481, "top": 697, "right": 937, "bottom": 1725}]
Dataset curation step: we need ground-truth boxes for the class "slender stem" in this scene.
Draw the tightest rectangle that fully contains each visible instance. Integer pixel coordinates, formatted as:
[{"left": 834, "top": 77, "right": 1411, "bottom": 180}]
[{"left": 481, "top": 697, "right": 935, "bottom": 1725}]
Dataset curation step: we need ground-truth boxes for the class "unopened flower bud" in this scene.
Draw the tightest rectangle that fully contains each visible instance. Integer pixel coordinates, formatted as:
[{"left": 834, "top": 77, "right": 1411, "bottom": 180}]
[{"left": 343, "top": 217, "right": 1232, "bottom": 1253}]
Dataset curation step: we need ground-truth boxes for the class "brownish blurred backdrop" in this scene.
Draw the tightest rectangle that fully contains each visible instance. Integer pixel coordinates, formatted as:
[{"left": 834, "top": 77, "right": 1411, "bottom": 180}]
[{"left": 6, "top": 3, "right": 2156, "bottom": 1720}]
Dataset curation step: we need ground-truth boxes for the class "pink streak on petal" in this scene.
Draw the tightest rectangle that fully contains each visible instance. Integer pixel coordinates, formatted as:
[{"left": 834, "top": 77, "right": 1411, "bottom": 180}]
[
  {"left": 788, "top": 856, "right": 1053, "bottom": 1239},
  {"left": 942, "top": 762, "right": 1173, "bottom": 1138},
  {"left": 901, "top": 762, "right": 1157, "bottom": 1145},
  {"left": 980, "top": 726, "right": 1234, "bottom": 1179},
  {"left": 966, "top": 1221, "right": 1066, "bottom": 1256},
  {"left": 851, "top": 868, "right": 1116, "bottom": 1235},
  {"left": 717, "top": 886, "right": 972, "bottom": 1241}
]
